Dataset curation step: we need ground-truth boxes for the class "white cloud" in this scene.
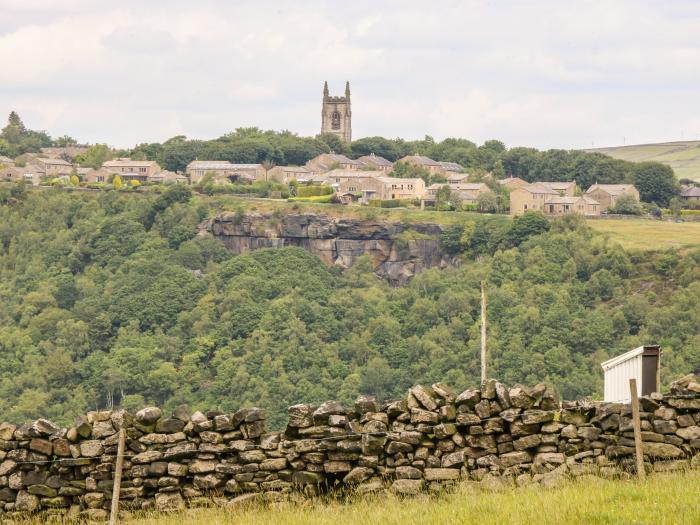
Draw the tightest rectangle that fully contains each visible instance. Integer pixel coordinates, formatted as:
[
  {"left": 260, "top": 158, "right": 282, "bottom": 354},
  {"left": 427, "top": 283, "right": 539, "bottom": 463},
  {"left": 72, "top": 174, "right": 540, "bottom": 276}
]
[{"left": 0, "top": 0, "right": 699, "bottom": 149}]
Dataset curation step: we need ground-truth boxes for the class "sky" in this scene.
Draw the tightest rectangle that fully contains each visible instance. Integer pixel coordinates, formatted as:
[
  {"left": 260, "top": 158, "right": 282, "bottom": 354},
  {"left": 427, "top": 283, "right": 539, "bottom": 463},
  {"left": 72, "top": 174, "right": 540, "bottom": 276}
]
[{"left": 1, "top": 0, "right": 700, "bottom": 150}]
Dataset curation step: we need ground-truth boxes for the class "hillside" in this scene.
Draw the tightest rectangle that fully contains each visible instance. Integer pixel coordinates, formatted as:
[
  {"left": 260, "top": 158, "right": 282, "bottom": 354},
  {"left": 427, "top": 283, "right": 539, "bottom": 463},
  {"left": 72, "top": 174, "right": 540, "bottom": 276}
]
[
  {"left": 588, "top": 140, "right": 700, "bottom": 182},
  {"left": 1, "top": 188, "right": 699, "bottom": 428}
]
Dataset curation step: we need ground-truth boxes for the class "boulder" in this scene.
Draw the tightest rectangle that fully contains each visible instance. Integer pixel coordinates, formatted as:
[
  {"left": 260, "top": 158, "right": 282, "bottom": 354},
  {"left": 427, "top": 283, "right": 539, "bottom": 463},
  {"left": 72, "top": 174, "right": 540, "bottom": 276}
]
[
  {"left": 136, "top": 407, "right": 163, "bottom": 426},
  {"left": 15, "top": 490, "right": 40, "bottom": 512},
  {"left": 343, "top": 467, "right": 374, "bottom": 484},
  {"left": 155, "top": 492, "right": 185, "bottom": 512},
  {"left": 410, "top": 385, "right": 438, "bottom": 411}
]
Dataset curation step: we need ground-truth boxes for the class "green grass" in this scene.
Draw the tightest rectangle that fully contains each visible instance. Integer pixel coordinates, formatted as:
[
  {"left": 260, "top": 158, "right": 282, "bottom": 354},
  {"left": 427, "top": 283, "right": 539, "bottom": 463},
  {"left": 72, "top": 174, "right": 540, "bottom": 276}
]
[
  {"left": 201, "top": 194, "right": 484, "bottom": 227},
  {"left": 587, "top": 217, "right": 700, "bottom": 250},
  {"left": 588, "top": 140, "right": 700, "bottom": 181},
  {"left": 95, "top": 470, "right": 700, "bottom": 525}
]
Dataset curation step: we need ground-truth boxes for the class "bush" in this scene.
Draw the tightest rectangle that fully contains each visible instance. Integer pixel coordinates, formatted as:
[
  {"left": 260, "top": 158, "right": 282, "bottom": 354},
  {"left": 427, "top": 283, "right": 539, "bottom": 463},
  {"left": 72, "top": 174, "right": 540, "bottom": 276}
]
[
  {"left": 297, "top": 185, "right": 333, "bottom": 198},
  {"left": 608, "top": 194, "right": 642, "bottom": 215}
]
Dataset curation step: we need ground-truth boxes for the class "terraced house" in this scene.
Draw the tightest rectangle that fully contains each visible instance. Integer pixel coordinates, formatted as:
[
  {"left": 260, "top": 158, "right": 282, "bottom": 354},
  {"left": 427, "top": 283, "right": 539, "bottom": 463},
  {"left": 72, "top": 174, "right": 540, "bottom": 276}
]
[
  {"left": 585, "top": 183, "right": 640, "bottom": 211},
  {"left": 102, "top": 158, "right": 161, "bottom": 182},
  {"left": 186, "top": 160, "right": 265, "bottom": 184}
]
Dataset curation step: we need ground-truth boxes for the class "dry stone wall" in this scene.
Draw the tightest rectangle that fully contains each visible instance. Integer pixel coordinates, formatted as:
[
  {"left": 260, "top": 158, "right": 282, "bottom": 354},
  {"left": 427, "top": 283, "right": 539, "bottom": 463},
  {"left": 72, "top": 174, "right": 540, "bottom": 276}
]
[{"left": 2, "top": 376, "right": 700, "bottom": 520}]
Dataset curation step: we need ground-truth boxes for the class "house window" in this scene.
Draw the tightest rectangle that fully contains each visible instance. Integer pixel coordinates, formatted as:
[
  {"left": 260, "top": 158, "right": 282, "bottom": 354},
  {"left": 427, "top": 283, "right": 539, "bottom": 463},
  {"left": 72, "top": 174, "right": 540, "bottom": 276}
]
[
  {"left": 97, "top": 176, "right": 104, "bottom": 182},
  {"left": 139, "top": 167, "right": 147, "bottom": 173}
]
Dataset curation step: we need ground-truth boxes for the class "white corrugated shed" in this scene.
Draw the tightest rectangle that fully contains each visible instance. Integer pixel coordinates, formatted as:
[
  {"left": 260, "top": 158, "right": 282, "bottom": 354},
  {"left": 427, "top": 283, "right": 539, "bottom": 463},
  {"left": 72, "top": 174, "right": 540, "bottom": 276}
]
[{"left": 601, "top": 346, "right": 660, "bottom": 402}]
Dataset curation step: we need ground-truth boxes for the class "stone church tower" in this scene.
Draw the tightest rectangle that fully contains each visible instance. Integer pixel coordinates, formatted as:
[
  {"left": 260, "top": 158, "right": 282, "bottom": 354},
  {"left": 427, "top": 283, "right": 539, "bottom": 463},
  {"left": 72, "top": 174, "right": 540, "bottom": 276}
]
[{"left": 321, "top": 81, "right": 352, "bottom": 142}]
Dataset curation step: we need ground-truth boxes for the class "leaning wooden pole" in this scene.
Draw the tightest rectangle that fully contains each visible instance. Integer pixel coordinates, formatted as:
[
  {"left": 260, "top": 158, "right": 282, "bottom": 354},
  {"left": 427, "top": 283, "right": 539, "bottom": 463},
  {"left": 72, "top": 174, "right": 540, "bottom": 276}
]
[
  {"left": 629, "top": 378, "right": 646, "bottom": 481},
  {"left": 109, "top": 428, "right": 126, "bottom": 525},
  {"left": 480, "top": 281, "right": 487, "bottom": 384}
]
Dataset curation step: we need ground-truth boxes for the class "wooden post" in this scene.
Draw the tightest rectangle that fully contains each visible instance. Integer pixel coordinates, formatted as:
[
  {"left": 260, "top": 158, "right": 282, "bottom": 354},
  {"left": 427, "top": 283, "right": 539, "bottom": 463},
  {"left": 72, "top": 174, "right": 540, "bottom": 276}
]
[
  {"left": 480, "top": 281, "right": 487, "bottom": 384},
  {"left": 629, "top": 378, "right": 646, "bottom": 481},
  {"left": 109, "top": 428, "right": 126, "bottom": 525}
]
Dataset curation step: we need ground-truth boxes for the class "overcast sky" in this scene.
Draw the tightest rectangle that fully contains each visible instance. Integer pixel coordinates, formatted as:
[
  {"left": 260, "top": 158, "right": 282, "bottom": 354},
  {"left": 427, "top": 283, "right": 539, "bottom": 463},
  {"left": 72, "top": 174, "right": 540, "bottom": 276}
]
[{"left": 2, "top": 0, "right": 700, "bottom": 150}]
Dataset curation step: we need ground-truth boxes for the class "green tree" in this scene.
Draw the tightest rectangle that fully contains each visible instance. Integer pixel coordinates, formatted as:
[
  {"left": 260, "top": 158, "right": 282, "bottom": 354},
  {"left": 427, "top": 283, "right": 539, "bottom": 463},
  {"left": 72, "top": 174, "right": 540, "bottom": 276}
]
[
  {"left": 632, "top": 162, "right": 678, "bottom": 206},
  {"left": 75, "top": 144, "right": 114, "bottom": 169}
]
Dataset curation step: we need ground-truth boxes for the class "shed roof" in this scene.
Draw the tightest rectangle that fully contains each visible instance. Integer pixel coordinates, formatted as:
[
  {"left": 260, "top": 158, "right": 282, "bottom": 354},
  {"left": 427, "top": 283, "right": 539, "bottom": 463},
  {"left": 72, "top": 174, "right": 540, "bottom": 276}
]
[{"left": 601, "top": 345, "right": 660, "bottom": 371}]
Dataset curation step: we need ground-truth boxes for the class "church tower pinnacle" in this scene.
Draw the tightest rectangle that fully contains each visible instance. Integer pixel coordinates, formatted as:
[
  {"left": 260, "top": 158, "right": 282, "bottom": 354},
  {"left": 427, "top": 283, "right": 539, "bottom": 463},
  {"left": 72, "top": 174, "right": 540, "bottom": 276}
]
[{"left": 320, "top": 81, "right": 352, "bottom": 143}]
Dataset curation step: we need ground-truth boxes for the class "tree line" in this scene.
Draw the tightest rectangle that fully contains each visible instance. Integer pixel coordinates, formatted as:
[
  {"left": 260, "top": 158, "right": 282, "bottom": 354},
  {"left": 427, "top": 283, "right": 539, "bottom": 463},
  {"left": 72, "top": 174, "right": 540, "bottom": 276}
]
[{"left": 0, "top": 112, "right": 679, "bottom": 205}]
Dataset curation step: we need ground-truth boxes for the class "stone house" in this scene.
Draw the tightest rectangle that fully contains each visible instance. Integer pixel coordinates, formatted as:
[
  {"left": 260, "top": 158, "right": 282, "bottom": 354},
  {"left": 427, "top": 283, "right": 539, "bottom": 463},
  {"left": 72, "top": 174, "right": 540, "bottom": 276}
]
[
  {"left": 536, "top": 181, "right": 577, "bottom": 196},
  {"left": 306, "top": 153, "right": 362, "bottom": 173},
  {"left": 331, "top": 171, "right": 424, "bottom": 202},
  {"left": 498, "top": 177, "right": 529, "bottom": 191},
  {"left": 267, "top": 166, "right": 311, "bottom": 184},
  {"left": 680, "top": 185, "right": 700, "bottom": 208},
  {"left": 509, "top": 183, "right": 559, "bottom": 215},
  {"left": 585, "top": 184, "right": 640, "bottom": 211},
  {"left": 84, "top": 168, "right": 113, "bottom": 183},
  {"left": 398, "top": 155, "right": 444, "bottom": 175},
  {"left": 186, "top": 161, "right": 265, "bottom": 184},
  {"left": 424, "top": 184, "right": 478, "bottom": 206},
  {"left": 357, "top": 154, "right": 393, "bottom": 172},
  {"left": 0, "top": 165, "right": 41, "bottom": 185},
  {"left": 424, "top": 182, "right": 491, "bottom": 206},
  {"left": 543, "top": 196, "right": 601, "bottom": 216},
  {"left": 33, "top": 157, "right": 73, "bottom": 177},
  {"left": 102, "top": 159, "right": 161, "bottom": 182},
  {"left": 375, "top": 176, "right": 425, "bottom": 200}
]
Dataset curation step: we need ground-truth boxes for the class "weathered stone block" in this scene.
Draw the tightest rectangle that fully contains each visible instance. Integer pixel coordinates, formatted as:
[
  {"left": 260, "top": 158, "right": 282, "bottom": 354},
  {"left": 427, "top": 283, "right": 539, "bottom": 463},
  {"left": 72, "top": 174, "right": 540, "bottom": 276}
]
[
  {"left": 391, "top": 479, "right": 423, "bottom": 494},
  {"left": 424, "top": 468, "right": 460, "bottom": 481}
]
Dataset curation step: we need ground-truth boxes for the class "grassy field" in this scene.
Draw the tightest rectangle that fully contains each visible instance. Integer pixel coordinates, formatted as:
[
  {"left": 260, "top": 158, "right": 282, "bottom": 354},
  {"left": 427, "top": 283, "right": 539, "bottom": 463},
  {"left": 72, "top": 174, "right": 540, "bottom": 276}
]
[
  {"left": 72, "top": 470, "right": 700, "bottom": 525},
  {"left": 588, "top": 140, "right": 700, "bottom": 182},
  {"left": 587, "top": 217, "right": 700, "bottom": 250}
]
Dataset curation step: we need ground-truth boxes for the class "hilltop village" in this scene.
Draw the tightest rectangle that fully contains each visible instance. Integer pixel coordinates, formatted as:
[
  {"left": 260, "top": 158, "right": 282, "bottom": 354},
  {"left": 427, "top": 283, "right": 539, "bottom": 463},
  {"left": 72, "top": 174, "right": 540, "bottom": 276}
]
[{"left": 0, "top": 82, "right": 697, "bottom": 216}]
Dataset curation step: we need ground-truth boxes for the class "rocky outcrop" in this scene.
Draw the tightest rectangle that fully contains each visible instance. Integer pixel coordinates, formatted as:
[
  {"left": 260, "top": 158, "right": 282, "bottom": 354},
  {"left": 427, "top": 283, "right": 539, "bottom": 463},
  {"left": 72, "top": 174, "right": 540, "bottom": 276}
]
[
  {"left": 2, "top": 376, "right": 700, "bottom": 520},
  {"left": 201, "top": 213, "right": 452, "bottom": 284}
]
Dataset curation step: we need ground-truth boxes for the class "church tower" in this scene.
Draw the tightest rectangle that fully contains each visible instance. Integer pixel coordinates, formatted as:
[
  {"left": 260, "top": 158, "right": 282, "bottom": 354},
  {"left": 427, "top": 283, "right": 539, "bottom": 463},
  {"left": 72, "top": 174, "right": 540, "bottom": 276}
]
[{"left": 321, "top": 81, "right": 352, "bottom": 142}]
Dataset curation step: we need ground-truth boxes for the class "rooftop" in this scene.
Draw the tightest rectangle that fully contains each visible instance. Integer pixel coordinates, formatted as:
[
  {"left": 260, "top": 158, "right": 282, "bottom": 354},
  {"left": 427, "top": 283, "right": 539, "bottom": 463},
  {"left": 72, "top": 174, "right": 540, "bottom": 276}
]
[
  {"left": 401, "top": 155, "right": 441, "bottom": 167},
  {"left": 438, "top": 161, "right": 463, "bottom": 172},
  {"left": 681, "top": 186, "right": 700, "bottom": 197},
  {"left": 358, "top": 154, "right": 393, "bottom": 167},
  {"left": 586, "top": 183, "right": 636, "bottom": 196},
  {"left": 103, "top": 158, "right": 158, "bottom": 168}
]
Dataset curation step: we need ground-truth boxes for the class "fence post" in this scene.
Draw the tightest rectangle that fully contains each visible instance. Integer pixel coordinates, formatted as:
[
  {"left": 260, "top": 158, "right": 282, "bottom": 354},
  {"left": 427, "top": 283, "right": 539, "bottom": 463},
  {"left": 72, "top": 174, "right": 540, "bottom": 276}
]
[
  {"left": 629, "top": 378, "right": 646, "bottom": 481},
  {"left": 109, "top": 428, "right": 126, "bottom": 525}
]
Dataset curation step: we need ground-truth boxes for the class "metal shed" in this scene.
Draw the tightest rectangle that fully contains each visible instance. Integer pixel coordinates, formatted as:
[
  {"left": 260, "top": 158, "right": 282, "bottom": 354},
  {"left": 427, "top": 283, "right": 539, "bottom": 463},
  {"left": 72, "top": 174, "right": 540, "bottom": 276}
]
[{"left": 601, "top": 345, "right": 661, "bottom": 402}]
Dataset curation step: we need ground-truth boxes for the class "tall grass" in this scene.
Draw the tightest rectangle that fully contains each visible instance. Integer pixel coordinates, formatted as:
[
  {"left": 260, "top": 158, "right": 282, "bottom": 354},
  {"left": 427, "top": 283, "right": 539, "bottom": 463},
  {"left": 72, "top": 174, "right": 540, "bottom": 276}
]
[{"left": 106, "top": 470, "right": 700, "bottom": 525}]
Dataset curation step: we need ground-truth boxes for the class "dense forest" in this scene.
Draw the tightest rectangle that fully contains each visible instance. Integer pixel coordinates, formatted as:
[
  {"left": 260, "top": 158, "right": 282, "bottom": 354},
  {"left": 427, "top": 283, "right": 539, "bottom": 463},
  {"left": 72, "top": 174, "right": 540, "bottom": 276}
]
[{"left": 1, "top": 187, "right": 698, "bottom": 427}]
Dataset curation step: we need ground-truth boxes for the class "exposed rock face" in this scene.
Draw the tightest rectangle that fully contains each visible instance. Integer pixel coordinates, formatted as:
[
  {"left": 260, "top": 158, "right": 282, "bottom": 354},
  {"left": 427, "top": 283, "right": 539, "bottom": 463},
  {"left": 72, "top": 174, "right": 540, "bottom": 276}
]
[{"left": 201, "top": 213, "right": 451, "bottom": 284}]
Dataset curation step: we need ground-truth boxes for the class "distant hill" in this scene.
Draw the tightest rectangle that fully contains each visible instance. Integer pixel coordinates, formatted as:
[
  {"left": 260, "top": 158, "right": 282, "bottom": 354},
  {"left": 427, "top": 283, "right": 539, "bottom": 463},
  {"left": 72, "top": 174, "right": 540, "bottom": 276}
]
[{"left": 587, "top": 140, "right": 700, "bottom": 182}]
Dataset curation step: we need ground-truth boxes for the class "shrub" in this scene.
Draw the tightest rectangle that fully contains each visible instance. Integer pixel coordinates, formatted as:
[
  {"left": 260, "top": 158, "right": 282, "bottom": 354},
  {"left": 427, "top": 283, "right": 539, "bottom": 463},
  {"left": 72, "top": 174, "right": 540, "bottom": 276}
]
[{"left": 297, "top": 185, "right": 333, "bottom": 198}]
